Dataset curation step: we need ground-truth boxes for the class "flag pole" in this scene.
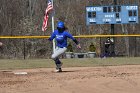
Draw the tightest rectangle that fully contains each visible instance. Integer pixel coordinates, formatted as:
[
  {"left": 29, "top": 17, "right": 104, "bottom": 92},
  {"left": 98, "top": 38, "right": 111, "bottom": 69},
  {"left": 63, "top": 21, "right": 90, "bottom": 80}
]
[{"left": 51, "top": 0, "right": 55, "bottom": 53}]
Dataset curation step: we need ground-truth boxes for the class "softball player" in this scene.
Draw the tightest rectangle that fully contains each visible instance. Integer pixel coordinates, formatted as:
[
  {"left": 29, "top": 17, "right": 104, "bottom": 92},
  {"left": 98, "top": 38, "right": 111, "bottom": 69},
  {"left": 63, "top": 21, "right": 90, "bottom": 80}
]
[{"left": 48, "top": 21, "right": 81, "bottom": 72}]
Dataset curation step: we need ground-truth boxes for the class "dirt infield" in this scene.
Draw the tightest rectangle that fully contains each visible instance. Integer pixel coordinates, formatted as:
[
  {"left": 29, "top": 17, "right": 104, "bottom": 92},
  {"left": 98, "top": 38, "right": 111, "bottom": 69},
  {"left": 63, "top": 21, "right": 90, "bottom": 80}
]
[{"left": 0, "top": 65, "right": 140, "bottom": 93}]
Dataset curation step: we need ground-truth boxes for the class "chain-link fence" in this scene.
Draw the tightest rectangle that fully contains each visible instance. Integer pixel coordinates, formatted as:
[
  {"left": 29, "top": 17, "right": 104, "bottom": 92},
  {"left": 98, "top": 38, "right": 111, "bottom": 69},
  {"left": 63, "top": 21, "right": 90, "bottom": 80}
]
[{"left": 0, "top": 36, "right": 140, "bottom": 59}]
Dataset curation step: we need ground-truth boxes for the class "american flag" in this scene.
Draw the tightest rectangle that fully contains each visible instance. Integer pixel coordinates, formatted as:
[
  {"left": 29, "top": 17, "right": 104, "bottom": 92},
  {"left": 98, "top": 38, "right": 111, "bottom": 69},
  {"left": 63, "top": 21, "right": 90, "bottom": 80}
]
[{"left": 42, "top": 0, "right": 53, "bottom": 31}]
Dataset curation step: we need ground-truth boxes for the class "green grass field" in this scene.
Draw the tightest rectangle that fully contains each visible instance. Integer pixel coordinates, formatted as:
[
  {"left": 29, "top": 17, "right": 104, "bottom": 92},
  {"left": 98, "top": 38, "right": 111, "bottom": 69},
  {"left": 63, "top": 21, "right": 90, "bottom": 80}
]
[{"left": 0, "top": 57, "right": 140, "bottom": 70}]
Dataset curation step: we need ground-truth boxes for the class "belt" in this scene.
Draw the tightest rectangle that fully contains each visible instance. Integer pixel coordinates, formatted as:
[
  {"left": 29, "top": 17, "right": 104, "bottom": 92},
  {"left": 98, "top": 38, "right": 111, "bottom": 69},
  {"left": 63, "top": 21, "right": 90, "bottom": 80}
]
[
  {"left": 59, "top": 47, "right": 67, "bottom": 48},
  {"left": 59, "top": 46, "right": 64, "bottom": 48}
]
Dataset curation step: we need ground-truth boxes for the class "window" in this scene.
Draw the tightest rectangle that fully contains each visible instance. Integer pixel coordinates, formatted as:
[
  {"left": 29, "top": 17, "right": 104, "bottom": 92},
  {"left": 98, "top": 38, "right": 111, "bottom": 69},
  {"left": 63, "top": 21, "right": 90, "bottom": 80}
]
[
  {"left": 118, "top": 6, "right": 121, "bottom": 12},
  {"left": 92, "top": 12, "right": 96, "bottom": 18},
  {"left": 113, "top": 6, "right": 116, "bottom": 12},
  {"left": 103, "top": 7, "right": 107, "bottom": 13},
  {"left": 108, "top": 7, "right": 111, "bottom": 12},
  {"left": 128, "top": 10, "right": 133, "bottom": 16},
  {"left": 116, "top": 13, "right": 119, "bottom": 18},
  {"left": 133, "top": 10, "right": 137, "bottom": 16},
  {"left": 88, "top": 12, "right": 92, "bottom": 18},
  {"left": 88, "top": 12, "right": 96, "bottom": 18}
]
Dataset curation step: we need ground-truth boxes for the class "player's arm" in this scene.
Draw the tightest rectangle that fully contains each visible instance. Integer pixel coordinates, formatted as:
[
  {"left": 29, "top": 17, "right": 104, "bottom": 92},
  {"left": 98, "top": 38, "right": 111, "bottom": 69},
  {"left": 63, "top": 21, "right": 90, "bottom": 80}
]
[
  {"left": 48, "top": 32, "right": 56, "bottom": 41},
  {"left": 66, "top": 32, "right": 81, "bottom": 49}
]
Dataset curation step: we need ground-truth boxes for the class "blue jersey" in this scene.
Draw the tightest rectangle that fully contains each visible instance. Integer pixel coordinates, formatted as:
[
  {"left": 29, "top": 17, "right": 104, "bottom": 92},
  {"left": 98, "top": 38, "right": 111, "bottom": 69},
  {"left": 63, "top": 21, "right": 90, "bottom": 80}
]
[{"left": 49, "top": 30, "right": 76, "bottom": 48}]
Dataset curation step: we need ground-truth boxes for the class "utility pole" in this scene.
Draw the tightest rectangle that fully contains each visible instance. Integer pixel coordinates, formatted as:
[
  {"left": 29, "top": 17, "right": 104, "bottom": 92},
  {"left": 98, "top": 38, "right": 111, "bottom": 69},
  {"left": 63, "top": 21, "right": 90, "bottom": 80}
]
[{"left": 110, "top": 0, "right": 117, "bottom": 57}]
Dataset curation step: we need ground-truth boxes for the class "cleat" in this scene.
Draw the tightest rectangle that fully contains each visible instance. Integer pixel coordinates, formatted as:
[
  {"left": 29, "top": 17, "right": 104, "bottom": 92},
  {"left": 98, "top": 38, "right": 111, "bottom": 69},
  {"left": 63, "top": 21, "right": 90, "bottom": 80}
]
[
  {"left": 55, "top": 68, "right": 62, "bottom": 72},
  {"left": 56, "top": 63, "right": 63, "bottom": 69},
  {"left": 55, "top": 63, "right": 63, "bottom": 72}
]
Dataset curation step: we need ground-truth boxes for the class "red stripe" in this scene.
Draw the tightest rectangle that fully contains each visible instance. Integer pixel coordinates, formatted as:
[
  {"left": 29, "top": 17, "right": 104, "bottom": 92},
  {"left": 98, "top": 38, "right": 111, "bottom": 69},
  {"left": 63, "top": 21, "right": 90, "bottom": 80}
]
[{"left": 42, "top": 1, "right": 53, "bottom": 31}]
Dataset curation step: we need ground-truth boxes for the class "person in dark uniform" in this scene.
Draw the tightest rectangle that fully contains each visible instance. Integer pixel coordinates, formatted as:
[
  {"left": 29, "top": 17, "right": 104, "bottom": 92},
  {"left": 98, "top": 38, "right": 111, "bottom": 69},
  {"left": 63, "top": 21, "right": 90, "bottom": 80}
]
[{"left": 104, "top": 37, "right": 112, "bottom": 57}]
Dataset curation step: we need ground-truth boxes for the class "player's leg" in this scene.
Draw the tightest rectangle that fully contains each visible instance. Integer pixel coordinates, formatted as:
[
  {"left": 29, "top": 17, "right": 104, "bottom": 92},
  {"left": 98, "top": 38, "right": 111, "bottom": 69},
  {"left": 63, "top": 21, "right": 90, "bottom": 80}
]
[
  {"left": 51, "top": 47, "right": 67, "bottom": 72},
  {"left": 53, "top": 57, "right": 63, "bottom": 72}
]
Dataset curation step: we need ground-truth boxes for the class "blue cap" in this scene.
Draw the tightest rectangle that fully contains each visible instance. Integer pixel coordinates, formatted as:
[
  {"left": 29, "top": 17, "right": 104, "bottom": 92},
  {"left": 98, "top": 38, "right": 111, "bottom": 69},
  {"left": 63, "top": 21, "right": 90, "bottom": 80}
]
[{"left": 57, "top": 21, "right": 64, "bottom": 28}]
